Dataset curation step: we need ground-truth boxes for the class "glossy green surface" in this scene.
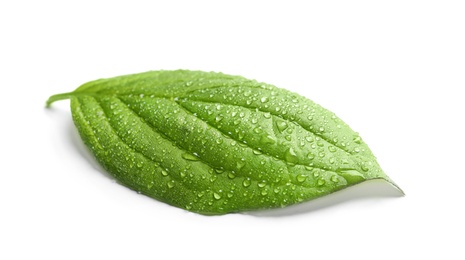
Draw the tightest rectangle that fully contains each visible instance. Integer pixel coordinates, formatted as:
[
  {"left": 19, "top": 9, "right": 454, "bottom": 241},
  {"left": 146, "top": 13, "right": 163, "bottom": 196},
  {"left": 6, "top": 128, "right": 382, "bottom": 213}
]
[{"left": 47, "top": 70, "right": 400, "bottom": 215}]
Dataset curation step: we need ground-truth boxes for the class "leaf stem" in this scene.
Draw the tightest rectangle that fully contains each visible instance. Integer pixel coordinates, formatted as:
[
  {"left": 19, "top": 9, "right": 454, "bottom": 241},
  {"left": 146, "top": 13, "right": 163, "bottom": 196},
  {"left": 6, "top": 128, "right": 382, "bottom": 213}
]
[{"left": 46, "top": 92, "right": 76, "bottom": 107}]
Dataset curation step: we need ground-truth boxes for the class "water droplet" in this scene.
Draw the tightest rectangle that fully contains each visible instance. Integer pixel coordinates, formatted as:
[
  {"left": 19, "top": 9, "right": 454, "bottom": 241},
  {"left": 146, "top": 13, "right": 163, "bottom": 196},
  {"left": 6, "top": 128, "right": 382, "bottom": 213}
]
[
  {"left": 236, "top": 161, "right": 246, "bottom": 170},
  {"left": 260, "top": 96, "right": 269, "bottom": 103},
  {"left": 307, "top": 152, "right": 315, "bottom": 160},
  {"left": 305, "top": 166, "right": 313, "bottom": 171},
  {"left": 253, "top": 127, "right": 262, "bottom": 134},
  {"left": 305, "top": 136, "right": 314, "bottom": 142},
  {"left": 182, "top": 153, "right": 200, "bottom": 161},
  {"left": 285, "top": 135, "right": 292, "bottom": 141},
  {"left": 167, "top": 181, "right": 175, "bottom": 189},
  {"left": 233, "top": 119, "right": 241, "bottom": 125},
  {"left": 161, "top": 170, "right": 168, "bottom": 176},
  {"left": 263, "top": 112, "right": 271, "bottom": 119},
  {"left": 328, "top": 146, "right": 337, "bottom": 153},
  {"left": 251, "top": 118, "right": 258, "bottom": 124},
  {"left": 354, "top": 148, "right": 360, "bottom": 153},
  {"left": 285, "top": 148, "right": 298, "bottom": 164},
  {"left": 216, "top": 138, "right": 223, "bottom": 144},
  {"left": 213, "top": 192, "right": 222, "bottom": 200},
  {"left": 361, "top": 163, "right": 370, "bottom": 172},
  {"left": 353, "top": 136, "right": 362, "bottom": 144},
  {"left": 276, "top": 121, "right": 288, "bottom": 132},
  {"left": 296, "top": 174, "right": 307, "bottom": 182},
  {"left": 258, "top": 182, "right": 267, "bottom": 188},
  {"left": 331, "top": 175, "right": 339, "bottom": 183},
  {"left": 261, "top": 190, "right": 268, "bottom": 196},
  {"left": 215, "top": 116, "right": 223, "bottom": 122},
  {"left": 319, "top": 127, "right": 325, "bottom": 132},
  {"left": 228, "top": 172, "right": 236, "bottom": 179},
  {"left": 237, "top": 131, "right": 245, "bottom": 140},
  {"left": 329, "top": 158, "right": 335, "bottom": 164},
  {"left": 260, "top": 135, "right": 276, "bottom": 145},
  {"left": 317, "top": 179, "right": 326, "bottom": 186},
  {"left": 242, "top": 178, "right": 251, "bottom": 187}
]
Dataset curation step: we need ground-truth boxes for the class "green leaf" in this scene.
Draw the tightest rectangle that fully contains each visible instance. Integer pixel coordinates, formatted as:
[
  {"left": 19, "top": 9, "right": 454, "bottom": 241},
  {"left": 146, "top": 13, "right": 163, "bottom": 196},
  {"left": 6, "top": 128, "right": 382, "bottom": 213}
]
[{"left": 47, "top": 70, "right": 402, "bottom": 215}]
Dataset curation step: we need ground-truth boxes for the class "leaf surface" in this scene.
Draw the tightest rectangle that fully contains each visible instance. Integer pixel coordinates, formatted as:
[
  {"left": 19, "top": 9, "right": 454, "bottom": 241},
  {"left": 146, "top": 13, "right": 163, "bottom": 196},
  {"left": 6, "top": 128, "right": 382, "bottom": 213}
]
[{"left": 47, "top": 70, "right": 401, "bottom": 215}]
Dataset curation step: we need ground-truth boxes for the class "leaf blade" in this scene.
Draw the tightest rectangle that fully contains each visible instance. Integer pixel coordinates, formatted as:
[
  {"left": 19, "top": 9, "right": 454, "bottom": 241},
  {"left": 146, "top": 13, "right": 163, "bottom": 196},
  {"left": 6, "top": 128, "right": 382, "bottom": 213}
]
[{"left": 48, "top": 70, "right": 401, "bottom": 214}]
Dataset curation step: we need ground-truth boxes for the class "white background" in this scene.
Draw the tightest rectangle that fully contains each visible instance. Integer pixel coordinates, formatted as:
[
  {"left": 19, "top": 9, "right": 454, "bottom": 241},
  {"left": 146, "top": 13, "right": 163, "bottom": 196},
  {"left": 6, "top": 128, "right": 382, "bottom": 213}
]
[{"left": 1, "top": 1, "right": 464, "bottom": 259}]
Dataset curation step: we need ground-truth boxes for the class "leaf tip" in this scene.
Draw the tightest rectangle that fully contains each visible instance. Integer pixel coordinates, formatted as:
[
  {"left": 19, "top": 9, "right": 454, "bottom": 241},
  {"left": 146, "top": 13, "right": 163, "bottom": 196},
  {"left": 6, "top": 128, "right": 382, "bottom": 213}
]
[{"left": 385, "top": 178, "right": 405, "bottom": 196}]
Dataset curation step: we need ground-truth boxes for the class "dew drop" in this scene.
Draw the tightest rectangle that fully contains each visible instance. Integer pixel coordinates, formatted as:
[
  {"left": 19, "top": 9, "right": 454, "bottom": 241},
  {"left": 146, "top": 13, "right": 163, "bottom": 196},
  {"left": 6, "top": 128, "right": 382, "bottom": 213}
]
[
  {"left": 263, "top": 112, "right": 271, "bottom": 119},
  {"left": 260, "top": 96, "right": 269, "bottom": 103},
  {"left": 167, "top": 181, "right": 175, "bottom": 189},
  {"left": 238, "top": 131, "right": 245, "bottom": 140},
  {"left": 328, "top": 146, "right": 337, "bottom": 153},
  {"left": 276, "top": 121, "right": 288, "bottom": 132},
  {"left": 361, "top": 163, "right": 370, "bottom": 172},
  {"left": 161, "top": 170, "right": 169, "bottom": 176},
  {"left": 331, "top": 175, "right": 339, "bottom": 183},
  {"left": 317, "top": 179, "right": 326, "bottom": 186},
  {"left": 285, "top": 148, "right": 298, "bottom": 164},
  {"left": 182, "top": 153, "right": 200, "bottom": 161},
  {"left": 260, "top": 135, "right": 276, "bottom": 145},
  {"left": 353, "top": 136, "right": 362, "bottom": 144},
  {"left": 261, "top": 190, "right": 268, "bottom": 196},
  {"left": 296, "top": 174, "right": 307, "bottom": 182},
  {"left": 212, "top": 192, "right": 221, "bottom": 200},
  {"left": 236, "top": 161, "right": 246, "bottom": 170},
  {"left": 258, "top": 182, "right": 267, "bottom": 188},
  {"left": 242, "top": 178, "right": 251, "bottom": 187}
]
